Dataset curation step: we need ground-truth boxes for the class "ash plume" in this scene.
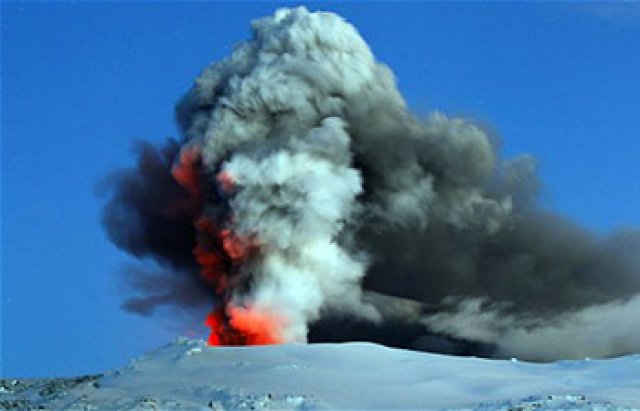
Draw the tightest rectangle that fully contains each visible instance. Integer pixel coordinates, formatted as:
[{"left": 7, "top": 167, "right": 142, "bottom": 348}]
[{"left": 102, "top": 7, "right": 640, "bottom": 360}]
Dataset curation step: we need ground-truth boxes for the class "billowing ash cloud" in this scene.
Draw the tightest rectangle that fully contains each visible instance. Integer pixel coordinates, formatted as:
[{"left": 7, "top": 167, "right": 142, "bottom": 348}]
[{"left": 102, "top": 7, "right": 640, "bottom": 360}]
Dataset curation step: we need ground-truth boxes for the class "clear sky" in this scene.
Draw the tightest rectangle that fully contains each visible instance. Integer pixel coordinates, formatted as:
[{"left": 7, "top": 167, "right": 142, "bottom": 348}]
[{"left": 2, "top": 2, "right": 639, "bottom": 377}]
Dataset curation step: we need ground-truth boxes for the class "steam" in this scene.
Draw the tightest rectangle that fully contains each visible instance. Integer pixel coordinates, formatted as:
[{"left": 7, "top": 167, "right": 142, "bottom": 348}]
[{"left": 102, "top": 7, "right": 640, "bottom": 360}]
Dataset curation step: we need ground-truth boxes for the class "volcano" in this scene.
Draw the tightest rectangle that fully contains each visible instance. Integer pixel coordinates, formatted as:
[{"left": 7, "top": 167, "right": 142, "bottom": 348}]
[
  {"left": 2, "top": 339, "right": 639, "bottom": 410},
  {"left": 103, "top": 6, "right": 640, "bottom": 362}
]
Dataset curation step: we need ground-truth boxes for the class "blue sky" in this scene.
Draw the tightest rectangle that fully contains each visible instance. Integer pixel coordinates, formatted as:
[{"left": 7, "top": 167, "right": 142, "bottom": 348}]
[{"left": 2, "top": 2, "right": 639, "bottom": 377}]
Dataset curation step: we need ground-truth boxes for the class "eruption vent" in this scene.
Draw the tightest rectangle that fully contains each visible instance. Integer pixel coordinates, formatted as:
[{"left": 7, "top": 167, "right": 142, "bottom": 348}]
[{"left": 103, "top": 7, "right": 640, "bottom": 360}]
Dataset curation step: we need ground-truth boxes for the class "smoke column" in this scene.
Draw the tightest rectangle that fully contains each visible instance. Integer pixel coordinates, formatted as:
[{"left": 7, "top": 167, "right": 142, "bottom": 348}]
[{"left": 102, "top": 7, "right": 640, "bottom": 360}]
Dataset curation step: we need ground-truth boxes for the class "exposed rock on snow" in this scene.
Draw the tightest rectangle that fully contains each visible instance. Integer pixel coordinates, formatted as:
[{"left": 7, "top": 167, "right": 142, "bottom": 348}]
[{"left": 1, "top": 338, "right": 639, "bottom": 410}]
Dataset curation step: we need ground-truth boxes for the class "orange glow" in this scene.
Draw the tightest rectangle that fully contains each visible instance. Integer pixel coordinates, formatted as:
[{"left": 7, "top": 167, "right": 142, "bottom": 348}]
[
  {"left": 172, "top": 145, "right": 202, "bottom": 196},
  {"left": 216, "top": 171, "right": 236, "bottom": 194},
  {"left": 193, "top": 244, "right": 227, "bottom": 293},
  {"left": 227, "top": 305, "right": 285, "bottom": 345},
  {"left": 205, "top": 305, "right": 285, "bottom": 346},
  {"left": 204, "top": 308, "right": 226, "bottom": 346},
  {"left": 193, "top": 217, "right": 227, "bottom": 293},
  {"left": 219, "top": 229, "right": 257, "bottom": 264}
]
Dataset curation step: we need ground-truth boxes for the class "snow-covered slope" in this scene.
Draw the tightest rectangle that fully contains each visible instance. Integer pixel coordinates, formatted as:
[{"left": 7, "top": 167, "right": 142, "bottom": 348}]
[{"left": 2, "top": 338, "right": 639, "bottom": 410}]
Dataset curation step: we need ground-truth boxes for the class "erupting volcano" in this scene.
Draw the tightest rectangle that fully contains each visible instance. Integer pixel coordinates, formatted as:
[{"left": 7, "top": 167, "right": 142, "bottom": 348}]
[{"left": 103, "top": 7, "right": 640, "bottom": 360}]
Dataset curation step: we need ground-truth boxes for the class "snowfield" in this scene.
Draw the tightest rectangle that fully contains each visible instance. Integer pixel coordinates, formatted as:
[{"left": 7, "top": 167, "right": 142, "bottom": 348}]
[{"left": 2, "top": 338, "right": 639, "bottom": 410}]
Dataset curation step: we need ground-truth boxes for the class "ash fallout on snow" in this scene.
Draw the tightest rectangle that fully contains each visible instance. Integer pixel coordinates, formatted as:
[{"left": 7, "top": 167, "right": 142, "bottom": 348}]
[{"left": 102, "top": 7, "right": 640, "bottom": 361}]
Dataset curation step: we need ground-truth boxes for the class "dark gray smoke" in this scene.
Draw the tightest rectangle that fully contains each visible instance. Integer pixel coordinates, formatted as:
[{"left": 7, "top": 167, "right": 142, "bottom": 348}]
[
  {"left": 101, "top": 7, "right": 640, "bottom": 360},
  {"left": 102, "top": 140, "right": 198, "bottom": 270},
  {"left": 100, "top": 141, "right": 213, "bottom": 313}
]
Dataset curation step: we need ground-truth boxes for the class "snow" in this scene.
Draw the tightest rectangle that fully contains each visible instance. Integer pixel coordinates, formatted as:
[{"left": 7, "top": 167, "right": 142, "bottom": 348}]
[{"left": 2, "top": 338, "right": 639, "bottom": 410}]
